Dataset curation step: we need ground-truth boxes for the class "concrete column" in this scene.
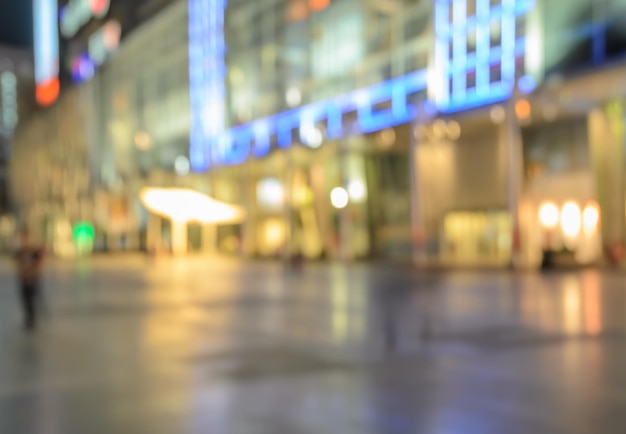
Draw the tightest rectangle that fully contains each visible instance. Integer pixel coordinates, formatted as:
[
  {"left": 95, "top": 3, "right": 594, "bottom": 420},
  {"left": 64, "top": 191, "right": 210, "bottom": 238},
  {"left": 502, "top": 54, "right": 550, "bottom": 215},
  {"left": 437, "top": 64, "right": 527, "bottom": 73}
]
[
  {"left": 338, "top": 141, "right": 351, "bottom": 262},
  {"left": 146, "top": 213, "right": 161, "bottom": 252},
  {"left": 283, "top": 151, "right": 294, "bottom": 261},
  {"left": 171, "top": 220, "right": 188, "bottom": 256},
  {"left": 504, "top": 102, "right": 526, "bottom": 267},
  {"left": 410, "top": 124, "right": 427, "bottom": 265},
  {"left": 202, "top": 223, "right": 217, "bottom": 255},
  {"left": 588, "top": 103, "right": 626, "bottom": 263},
  {"left": 241, "top": 161, "right": 257, "bottom": 258}
]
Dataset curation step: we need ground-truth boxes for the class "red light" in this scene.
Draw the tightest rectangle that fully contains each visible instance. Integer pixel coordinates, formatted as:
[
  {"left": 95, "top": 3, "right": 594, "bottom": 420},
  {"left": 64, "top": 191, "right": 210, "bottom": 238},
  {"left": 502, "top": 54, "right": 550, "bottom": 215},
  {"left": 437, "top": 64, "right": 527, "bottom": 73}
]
[
  {"left": 103, "top": 20, "right": 122, "bottom": 50},
  {"left": 287, "top": 0, "right": 307, "bottom": 21},
  {"left": 309, "top": 0, "right": 330, "bottom": 11},
  {"left": 36, "top": 78, "right": 60, "bottom": 106},
  {"left": 515, "top": 99, "right": 531, "bottom": 120},
  {"left": 89, "top": 0, "right": 110, "bottom": 16}
]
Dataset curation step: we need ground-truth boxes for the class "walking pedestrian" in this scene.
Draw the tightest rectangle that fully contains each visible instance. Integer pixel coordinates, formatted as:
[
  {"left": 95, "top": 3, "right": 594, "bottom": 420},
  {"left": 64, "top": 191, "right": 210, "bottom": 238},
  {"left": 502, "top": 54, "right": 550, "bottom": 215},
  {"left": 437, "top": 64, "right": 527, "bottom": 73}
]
[{"left": 14, "top": 228, "right": 45, "bottom": 331}]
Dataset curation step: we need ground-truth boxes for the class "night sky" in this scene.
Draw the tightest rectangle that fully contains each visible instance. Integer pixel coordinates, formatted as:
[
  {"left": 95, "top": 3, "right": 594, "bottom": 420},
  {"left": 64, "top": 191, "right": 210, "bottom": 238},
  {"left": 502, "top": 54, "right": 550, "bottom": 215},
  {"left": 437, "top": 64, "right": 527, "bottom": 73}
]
[{"left": 0, "top": 0, "right": 33, "bottom": 48}]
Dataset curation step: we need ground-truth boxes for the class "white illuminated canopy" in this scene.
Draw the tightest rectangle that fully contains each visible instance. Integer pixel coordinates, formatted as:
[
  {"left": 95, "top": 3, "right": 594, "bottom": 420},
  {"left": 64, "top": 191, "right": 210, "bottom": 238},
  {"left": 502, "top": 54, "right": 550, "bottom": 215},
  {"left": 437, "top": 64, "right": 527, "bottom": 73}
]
[{"left": 140, "top": 188, "right": 245, "bottom": 224}]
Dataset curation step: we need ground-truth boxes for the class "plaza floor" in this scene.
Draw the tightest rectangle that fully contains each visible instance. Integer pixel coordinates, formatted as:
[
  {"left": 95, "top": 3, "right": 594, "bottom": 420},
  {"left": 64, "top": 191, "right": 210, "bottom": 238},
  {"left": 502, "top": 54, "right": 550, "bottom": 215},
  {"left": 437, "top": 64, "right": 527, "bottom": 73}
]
[{"left": 0, "top": 255, "right": 625, "bottom": 433}]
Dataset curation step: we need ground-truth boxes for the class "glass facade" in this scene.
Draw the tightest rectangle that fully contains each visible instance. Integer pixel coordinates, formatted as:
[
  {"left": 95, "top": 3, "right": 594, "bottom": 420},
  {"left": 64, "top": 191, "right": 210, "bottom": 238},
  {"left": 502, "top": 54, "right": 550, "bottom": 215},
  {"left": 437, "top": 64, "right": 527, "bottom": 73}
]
[
  {"left": 542, "top": 0, "right": 626, "bottom": 76},
  {"left": 98, "top": 0, "right": 190, "bottom": 182},
  {"left": 12, "top": 0, "right": 626, "bottom": 265}
]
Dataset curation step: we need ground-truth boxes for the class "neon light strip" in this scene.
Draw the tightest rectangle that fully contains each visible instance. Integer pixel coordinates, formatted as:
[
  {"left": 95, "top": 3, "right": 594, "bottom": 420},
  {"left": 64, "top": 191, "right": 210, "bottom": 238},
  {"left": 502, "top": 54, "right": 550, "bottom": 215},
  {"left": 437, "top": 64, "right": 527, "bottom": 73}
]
[
  {"left": 190, "top": 0, "right": 535, "bottom": 169},
  {"left": 33, "top": 0, "right": 59, "bottom": 105},
  {"left": 218, "top": 70, "right": 427, "bottom": 164},
  {"left": 434, "top": 0, "right": 534, "bottom": 112},
  {"left": 189, "top": 0, "right": 227, "bottom": 171},
  {"left": 212, "top": 34, "right": 525, "bottom": 165},
  {"left": 476, "top": 0, "right": 490, "bottom": 95},
  {"left": 452, "top": 0, "right": 467, "bottom": 100}
]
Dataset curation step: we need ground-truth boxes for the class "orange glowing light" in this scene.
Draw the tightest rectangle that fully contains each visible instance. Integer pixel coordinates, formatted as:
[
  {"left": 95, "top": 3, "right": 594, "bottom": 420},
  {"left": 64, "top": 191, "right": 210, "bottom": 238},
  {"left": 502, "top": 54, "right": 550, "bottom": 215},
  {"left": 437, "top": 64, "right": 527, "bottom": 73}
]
[
  {"left": 36, "top": 78, "right": 60, "bottom": 106},
  {"left": 582, "top": 203, "right": 600, "bottom": 236},
  {"left": 287, "top": 0, "right": 329, "bottom": 21},
  {"left": 515, "top": 99, "right": 531, "bottom": 120},
  {"left": 287, "top": 0, "right": 307, "bottom": 21},
  {"left": 309, "top": 0, "right": 330, "bottom": 11}
]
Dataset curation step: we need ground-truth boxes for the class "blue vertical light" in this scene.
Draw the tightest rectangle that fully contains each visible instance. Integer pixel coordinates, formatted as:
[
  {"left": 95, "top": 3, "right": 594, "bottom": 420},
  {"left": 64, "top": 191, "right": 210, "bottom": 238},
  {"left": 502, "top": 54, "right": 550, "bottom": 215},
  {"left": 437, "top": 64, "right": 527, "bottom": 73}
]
[
  {"left": 452, "top": 0, "right": 467, "bottom": 101},
  {"left": 476, "top": 0, "right": 490, "bottom": 95},
  {"left": 189, "top": 0, "right": 227, "bottom": 172},
  {"left": 433, "top": 0, "right": 535, "bottom": 113},
  {"left": 194, "top": 0, "right": 537, "bottom": 167}
]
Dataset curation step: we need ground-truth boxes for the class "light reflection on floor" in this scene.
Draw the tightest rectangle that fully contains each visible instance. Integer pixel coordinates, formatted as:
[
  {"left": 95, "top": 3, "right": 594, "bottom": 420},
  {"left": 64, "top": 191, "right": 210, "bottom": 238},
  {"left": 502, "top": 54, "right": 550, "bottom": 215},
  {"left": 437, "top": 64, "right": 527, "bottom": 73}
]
[{"left": 0, "top": 257, "right": 625, "bottom": 433}]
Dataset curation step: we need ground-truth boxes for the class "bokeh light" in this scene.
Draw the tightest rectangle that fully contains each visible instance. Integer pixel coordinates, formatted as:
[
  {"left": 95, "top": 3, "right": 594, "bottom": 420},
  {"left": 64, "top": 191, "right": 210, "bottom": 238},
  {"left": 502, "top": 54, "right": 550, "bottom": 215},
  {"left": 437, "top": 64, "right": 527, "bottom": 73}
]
[
  {"left": 583, "top": 203, "right": 600, "bottom": 235},
  {"left": 348, "top": 180, "right": 366, "bottom": 202},
  {"left": 331, "top": 187, "right": 349, "bottom": 209},
  {"left": 561, "top": 202, "right": 582, "bottom": 237},
  {"left": 539, "top": 202, "right": 559, "bottom": 229}
]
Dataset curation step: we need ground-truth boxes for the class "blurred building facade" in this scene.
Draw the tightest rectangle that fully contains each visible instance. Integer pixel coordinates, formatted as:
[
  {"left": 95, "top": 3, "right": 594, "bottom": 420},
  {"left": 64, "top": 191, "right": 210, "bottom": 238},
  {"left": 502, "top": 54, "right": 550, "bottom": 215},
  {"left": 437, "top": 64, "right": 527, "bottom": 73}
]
[
  {"left": 197, "top": 0, "right": 626, "bottom": 266},
  {"left": 11, "top": 0, "right": 185, "bottom": 253},
  {"left": 0, "top": 45, "right": 34, "bottom": 214},
  {"left": 94, "top": 0, "right": 195, "bottom": 252},
  {"left": 12, "top": 0, "right": 626, "bottom": 266},
  {"left": 10, "top": 83, "right": 95, "bottom": 255}
]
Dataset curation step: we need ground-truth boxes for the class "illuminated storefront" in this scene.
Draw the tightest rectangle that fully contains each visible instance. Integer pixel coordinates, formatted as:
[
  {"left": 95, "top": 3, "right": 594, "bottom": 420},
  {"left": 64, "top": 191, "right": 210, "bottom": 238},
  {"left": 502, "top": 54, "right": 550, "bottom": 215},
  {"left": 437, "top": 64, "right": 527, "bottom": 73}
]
[
  {"left": 185, "top": 0, "right": 626, "bottom": 266},
  {"left": 16, "top": 0, "right": 626, "bottom": 264}
]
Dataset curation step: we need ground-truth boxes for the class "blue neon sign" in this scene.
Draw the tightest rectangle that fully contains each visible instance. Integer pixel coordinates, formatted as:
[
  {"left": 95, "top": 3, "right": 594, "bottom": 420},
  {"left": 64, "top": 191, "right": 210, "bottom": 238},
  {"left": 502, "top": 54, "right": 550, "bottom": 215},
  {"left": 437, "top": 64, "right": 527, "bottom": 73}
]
[
  {"left": 189, "top": 0, "right": 535, "bottom": 170},
  {"left": 433, "top": 0, "right": 535, "bottom": 112},
  {"left": 189, "top": 0, "right": 227, "bottom": 171}
]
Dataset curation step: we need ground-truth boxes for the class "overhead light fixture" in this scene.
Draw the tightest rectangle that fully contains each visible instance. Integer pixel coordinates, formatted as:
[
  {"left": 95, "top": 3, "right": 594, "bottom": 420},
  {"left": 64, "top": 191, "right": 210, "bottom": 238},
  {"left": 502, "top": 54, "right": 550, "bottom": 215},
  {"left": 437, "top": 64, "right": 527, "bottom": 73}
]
[{"left": 330, "top": 187, "right": 349, "bottom": 209}]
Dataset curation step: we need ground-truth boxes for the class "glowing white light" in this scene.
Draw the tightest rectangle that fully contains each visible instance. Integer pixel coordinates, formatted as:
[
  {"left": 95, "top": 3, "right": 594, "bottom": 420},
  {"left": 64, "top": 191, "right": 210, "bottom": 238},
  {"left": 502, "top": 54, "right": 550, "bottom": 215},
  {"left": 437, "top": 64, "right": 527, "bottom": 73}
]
[
  {"left": 140, "top": 188, "right": 245, "bottom": 224},
  {"left": 174, "top": 156, "right": 190, "bottom": 176},
  {"left": 331, "top": 187, "right": 349, "bottom": 209},
  {"left": 432, "top": 119, "right": 447, "bottom": 140},
  {"left": 257, "top": 178, "right": 285, "bottom": 209},
  {"left": 539, "top": 202, "right": 559, "bottom": 229},
  {"left": 561, "top": 202, "right": 582, "bottom": 238},
  {"left": 446, "top": 120, "right": 461, "bottom": 140},
  {"left": 303, "top": 127, "right": 323, "bottom": 148},
  {"left": 348, "top": 180, "right": 366, "bottom": 202},
  {"left": 378, "top": 128, "right": 396, "bottom": 147},
  {"left": 583, "top": 203, "right": 600, "bottom": 235},
  {"left": 490, "top": 105, "right": 506, "bottom": 124},
  {"left": 286, "top": 86, "right": 302, "bottom": 107}
]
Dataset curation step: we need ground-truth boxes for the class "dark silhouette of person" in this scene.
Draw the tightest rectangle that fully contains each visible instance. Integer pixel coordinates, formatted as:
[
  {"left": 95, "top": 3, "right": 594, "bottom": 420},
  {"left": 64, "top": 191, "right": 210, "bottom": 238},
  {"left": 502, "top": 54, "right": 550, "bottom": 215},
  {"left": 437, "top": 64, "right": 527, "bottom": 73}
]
[{"left": 14, "top": 228, "right": 44, "bottom": 331}]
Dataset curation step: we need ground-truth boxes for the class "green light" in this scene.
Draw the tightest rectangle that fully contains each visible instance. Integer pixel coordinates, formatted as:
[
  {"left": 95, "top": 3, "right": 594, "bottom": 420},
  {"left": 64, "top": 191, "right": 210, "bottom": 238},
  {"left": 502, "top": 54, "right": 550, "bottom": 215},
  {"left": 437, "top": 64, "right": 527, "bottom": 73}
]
[{"left": 73, "top": 222, "right": 95, "bottom": 245}]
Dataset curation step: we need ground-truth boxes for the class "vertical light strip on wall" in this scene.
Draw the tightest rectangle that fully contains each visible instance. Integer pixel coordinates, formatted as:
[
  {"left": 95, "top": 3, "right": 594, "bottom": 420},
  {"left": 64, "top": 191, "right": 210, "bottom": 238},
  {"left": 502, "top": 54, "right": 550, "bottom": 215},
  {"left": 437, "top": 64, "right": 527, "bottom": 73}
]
[
  {"left": 199, "top": 0, "right": 537, "bottom": 166},
  {"left": 189, "top": 0, "right": 227, "bottom": 172},
  {"left": 433, "top": 0, "right": 535, "bottom": 112},
  {"left": 476, "top": 0, "right": 490, "bottom": 95},
  {"left": 452, "top": 0, "right": 467, "bottom": 101},
  {"left": 501, "top": 0, "right": 517, "bottom": 85},
  {"left": 33, "top": 0, "right": 60, "bottom": 106}
]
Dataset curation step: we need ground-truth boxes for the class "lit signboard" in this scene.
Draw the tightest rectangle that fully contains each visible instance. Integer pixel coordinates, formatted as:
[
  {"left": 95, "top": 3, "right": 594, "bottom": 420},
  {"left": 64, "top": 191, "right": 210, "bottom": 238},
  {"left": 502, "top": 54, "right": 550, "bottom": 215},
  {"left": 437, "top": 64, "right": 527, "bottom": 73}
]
[
  {"left": 71, "top": 54, "right": 96, "bottom": 83},
  {"left": 189, "top": 0, "right": 536, "bottom": 170},
  {"left": 34, "top": 0, "right": 60, "bottom": 106},
  {"left": 432, "top": 0, "right": 535, "bottom": 112},
  {"left": 189, "top": 0, "right": 227, "bottom": 171},
  {"left": 71, "top": 20, "right": 121, "bottom": 84},
  {"left": 60, "top": 0, "right": 111, "bottom": 38},
  {"left": 0, "top": 72, "right": 18, "bottom": 132}
]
